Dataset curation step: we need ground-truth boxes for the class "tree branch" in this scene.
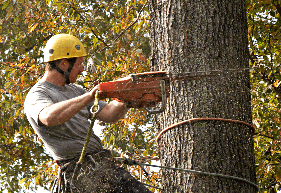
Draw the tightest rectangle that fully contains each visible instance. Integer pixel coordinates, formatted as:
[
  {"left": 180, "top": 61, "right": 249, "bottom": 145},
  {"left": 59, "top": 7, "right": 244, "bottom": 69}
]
[
  {"left": 99, "top": 1, "right": 148, "bottom": 52},
  {"left": 273, "top": 0, "right": 281, "bottom": 16},
  {"left": 68, "top": 1, "right": 109, "bottom": 47},
  {"left": 255, "top": 133, "right": 275, "bottom": 140}
]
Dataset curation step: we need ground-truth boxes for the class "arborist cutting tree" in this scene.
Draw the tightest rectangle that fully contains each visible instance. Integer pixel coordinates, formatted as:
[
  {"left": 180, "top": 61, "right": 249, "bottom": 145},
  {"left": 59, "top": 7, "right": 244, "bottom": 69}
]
[{"left": 24, "top": 34, "right": 152, "bottom": 193}]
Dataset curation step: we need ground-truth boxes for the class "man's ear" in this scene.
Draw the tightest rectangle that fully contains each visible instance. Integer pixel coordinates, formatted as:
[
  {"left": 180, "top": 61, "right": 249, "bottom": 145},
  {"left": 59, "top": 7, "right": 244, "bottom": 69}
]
[{"left": 58, "top": 59, "right": 69, "bottom": 71}]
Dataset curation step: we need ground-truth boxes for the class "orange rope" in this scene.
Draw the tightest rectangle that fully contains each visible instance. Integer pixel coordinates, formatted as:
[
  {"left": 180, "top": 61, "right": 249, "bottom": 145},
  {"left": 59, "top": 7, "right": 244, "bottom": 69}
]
[{"left": 155, "top": 118, "right": 254, "bottom": 143}]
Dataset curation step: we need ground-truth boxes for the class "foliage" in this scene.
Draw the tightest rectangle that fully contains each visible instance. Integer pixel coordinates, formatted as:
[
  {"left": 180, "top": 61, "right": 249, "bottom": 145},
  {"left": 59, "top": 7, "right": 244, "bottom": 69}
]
[
  {"left": 0, "top": 0, "right": 159, "bottom": 192},
  {"left": 247, "top": 0, "right": 281, "bottom": 192},
  {"left": 0, "top": 0, "right": 280, "bottom": 192}
]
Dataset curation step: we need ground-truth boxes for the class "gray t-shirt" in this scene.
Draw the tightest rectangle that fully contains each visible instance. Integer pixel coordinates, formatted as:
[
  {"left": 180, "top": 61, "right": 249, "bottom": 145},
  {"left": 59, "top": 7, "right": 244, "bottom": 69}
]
[{"left": 24, "top": 80, "right": 106, "bottom": 161}]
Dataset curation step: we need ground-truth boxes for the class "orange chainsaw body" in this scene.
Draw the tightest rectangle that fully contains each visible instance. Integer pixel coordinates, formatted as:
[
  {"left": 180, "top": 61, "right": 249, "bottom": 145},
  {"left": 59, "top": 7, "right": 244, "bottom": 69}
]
[{"left": 98, "top": 71, "right": 170, "bottom": 108}]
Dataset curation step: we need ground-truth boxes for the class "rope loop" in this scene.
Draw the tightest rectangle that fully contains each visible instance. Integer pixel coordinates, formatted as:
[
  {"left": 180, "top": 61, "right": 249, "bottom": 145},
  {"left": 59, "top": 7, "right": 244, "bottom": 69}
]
[{"left": 155, "top": 117, "right": 254, "bottom": 143}]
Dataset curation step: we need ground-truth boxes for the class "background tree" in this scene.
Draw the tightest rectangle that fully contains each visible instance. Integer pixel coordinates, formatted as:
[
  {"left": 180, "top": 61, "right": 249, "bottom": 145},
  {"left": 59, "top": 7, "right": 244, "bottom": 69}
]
[
  {"left": 149, "top": 0, "right": 256, "bottom": 192},
  {"left": 0, "top": 0, "right": 159, "bottom": 192},
  {"left": 247, "top": 0, "right": 281, "bottom": 191}
]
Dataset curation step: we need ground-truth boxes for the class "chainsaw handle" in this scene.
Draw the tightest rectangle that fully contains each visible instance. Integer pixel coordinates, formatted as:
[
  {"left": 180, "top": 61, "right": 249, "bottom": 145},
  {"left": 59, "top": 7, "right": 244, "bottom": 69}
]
[{"left": 145, "top": 80, "right": 167, "bottom": 114}]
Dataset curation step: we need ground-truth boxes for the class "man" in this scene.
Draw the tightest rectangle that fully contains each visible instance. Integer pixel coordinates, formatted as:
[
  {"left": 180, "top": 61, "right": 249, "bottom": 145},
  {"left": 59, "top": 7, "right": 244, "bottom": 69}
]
[{"left": 24, "top": 34, "right": 151, "bottom": 192}]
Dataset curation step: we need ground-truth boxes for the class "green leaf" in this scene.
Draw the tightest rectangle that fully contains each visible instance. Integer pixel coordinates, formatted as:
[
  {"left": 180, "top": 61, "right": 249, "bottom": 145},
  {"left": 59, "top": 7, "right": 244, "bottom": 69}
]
[{"left": 2, "top": 1, "right": 9, "bottom": 10}]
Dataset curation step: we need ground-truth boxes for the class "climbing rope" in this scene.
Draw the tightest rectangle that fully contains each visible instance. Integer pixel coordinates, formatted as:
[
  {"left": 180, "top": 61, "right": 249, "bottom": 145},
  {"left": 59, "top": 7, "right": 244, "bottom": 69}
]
[
  {"left": 68, "top": 94, "right": 257, "bottom": 191},
  {"left": 113, "top": 157, "right": 259, "bottom": 191},
  {"left": 155, "top": 117, "right": 254, "bottom": 143},
  {"left": 139, "top": 117, "right": 257, "bottom": 191},
  {"left": 78, "top": 90, "right": 100, "bottom": 163},
  {"left": 140, "top": 162, "right": 259, "bottom": 190},
  {"left": 70, "top": 90, "right": 100, "bottom": 192}
]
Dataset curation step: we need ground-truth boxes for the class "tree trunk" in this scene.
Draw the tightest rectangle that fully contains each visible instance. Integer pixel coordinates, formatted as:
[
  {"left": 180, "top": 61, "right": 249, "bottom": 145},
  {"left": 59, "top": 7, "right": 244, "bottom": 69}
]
[{"left": 149, "top": 0, "right": 257, "bottom": 192}]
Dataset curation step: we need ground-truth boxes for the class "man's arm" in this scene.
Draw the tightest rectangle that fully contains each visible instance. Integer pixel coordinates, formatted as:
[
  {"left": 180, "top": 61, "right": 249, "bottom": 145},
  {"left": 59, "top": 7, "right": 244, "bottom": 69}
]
[
  {"left": 39, "top": 86, "right": 128, "bottom": 126},
  {"left": 39, "top": 86, "right": 98, "bottom": 126},
  {"left": 96, "top": 100, "right": 128, "bottom": 124}
]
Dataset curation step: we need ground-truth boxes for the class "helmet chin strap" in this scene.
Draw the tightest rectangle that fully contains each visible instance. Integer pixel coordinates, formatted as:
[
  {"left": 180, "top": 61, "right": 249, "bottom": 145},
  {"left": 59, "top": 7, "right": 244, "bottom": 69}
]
[
  {"left": 64, "top": 62, "right": 75, "bottom": 84},
  {"left": 50, "top": 59, "right": 76, "bottom": 84}
]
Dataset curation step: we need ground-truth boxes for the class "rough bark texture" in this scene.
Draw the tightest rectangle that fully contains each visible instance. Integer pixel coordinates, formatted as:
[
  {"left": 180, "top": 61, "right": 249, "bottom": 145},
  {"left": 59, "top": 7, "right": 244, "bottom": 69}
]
[{"left": 149, "top": 0, "right": 256, "bottom": 192}]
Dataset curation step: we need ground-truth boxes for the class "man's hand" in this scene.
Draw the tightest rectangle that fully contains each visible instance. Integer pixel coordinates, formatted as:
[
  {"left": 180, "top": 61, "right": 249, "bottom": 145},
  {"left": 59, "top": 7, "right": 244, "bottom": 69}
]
[{"left": 89, "top": 85, "right": 100, "bottom": 101}]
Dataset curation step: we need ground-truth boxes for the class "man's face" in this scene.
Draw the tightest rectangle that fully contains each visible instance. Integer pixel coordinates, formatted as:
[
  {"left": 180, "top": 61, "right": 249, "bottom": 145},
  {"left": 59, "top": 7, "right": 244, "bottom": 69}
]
[{"left": 68, "top": 57, "right": 85, "bottom": 83}]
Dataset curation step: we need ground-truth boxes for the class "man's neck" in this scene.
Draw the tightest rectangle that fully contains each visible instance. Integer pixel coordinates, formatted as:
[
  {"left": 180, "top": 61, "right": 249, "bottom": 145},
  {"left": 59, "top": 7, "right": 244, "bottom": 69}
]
[{"left": 42, "top": 70, "right": 66, "bottom": 86}]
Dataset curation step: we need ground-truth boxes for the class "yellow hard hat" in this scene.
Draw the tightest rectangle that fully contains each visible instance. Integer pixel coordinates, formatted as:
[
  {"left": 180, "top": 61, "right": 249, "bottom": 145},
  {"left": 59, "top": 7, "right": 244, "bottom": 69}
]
[{"left": 44, "top": 34, "right": 87, "bottom": 62}]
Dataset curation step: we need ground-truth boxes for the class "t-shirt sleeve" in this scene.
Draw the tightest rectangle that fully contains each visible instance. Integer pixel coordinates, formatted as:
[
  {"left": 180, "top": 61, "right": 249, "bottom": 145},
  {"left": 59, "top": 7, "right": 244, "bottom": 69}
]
[
  {"left": 24, "top": 90, "right": 54, "bottom": 125},
  {"left": 98, "top": 100, "right": 107, "bottom": 111}
]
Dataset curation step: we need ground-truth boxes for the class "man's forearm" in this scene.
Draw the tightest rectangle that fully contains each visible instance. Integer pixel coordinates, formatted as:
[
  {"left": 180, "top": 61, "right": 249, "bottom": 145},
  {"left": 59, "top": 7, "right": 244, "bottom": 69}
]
[
  {"left": 39, "top": 92, "right": 94, "bottom": 126},
  {"left": 96, "top": 100, "right": 128, "bottom": 124}
]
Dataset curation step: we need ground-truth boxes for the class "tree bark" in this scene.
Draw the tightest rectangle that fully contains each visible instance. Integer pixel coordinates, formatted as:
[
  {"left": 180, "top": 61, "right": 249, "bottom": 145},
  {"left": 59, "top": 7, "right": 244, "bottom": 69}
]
[{"left": 149, "top": 0, "right": 257, "bottom": 192}]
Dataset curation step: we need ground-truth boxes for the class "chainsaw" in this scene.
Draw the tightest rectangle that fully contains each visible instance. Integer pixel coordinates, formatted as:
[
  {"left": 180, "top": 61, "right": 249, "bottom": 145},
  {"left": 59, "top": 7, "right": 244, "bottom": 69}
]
[
  {"left": 98, "top": 68, "right": 252, "bottom": 113},
  {"left": 98, "top": 71, "right": 219, "bottom": 113}
]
